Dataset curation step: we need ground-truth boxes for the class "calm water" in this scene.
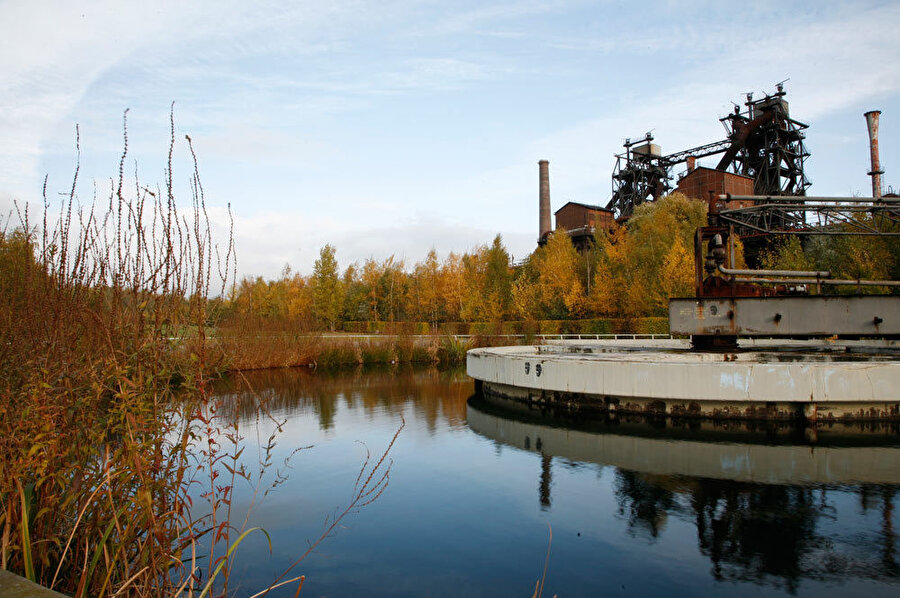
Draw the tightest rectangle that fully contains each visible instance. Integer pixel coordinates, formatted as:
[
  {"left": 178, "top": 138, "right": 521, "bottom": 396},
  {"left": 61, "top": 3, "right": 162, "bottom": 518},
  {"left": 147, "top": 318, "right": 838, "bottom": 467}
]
[{"left": 210, "top": 367, "right": 900, "bottom": 597}]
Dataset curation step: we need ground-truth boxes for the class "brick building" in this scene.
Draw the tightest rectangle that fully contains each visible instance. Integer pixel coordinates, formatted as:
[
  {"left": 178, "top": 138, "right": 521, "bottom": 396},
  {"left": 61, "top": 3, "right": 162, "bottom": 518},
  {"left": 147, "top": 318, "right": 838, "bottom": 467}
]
[
  {"left": 674, "top": 167, "right": 755, "bottom": 209},
  {"left": 554, "top": 202, "right": 615, "bottom": 232}
]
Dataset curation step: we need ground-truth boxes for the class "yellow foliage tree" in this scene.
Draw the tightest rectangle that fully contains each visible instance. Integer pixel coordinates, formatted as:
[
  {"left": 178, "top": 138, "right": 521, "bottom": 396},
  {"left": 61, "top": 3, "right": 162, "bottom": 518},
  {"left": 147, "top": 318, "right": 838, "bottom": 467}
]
[
  {"left": 659, "top": 235, "right": 695, "bottom": 307},
  {"left": 534, "top": 229, "right": 584, "bottom": 319}
]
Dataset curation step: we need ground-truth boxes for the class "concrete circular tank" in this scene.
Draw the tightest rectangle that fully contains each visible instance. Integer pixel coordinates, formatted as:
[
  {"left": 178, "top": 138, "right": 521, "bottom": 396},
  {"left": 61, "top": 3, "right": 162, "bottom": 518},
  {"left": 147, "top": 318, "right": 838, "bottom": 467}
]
[{"left": 466, "top": 339, "right": 900, "bottom": 422}]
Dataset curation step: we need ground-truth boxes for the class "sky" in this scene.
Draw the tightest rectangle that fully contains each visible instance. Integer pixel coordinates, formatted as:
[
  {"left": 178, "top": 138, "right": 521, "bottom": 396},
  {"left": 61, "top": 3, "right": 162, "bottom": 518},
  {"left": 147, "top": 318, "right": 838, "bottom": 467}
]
[{"left": 2, "top": 0, "right": 899, "bottom": 280}]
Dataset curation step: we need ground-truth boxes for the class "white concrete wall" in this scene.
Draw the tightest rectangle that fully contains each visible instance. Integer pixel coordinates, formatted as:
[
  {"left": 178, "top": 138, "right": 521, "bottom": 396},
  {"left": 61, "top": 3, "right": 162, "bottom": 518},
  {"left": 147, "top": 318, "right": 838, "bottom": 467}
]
[{"left": 467, "top": 341, "right": 900, "bottom": 404}]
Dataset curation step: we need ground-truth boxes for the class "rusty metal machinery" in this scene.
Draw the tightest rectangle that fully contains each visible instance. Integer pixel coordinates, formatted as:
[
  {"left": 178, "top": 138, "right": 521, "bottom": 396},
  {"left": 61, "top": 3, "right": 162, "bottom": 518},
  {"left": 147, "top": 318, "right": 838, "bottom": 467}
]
[
  {"left": 607, "top": 133, "right": 669, "bottom": 218},
  {"left": 669, "top": 195, "right": 900, "bottom": 350},
  {"left": 716, "top": 194, "right": 900, "bottom": 237},
  {"left": 607, "top": 134, "right": 734, "bottom": 218},
  {"left": 716, "top": 85, "right": 811, "bottom": 198},
  {"left": 607, "top": 84, "right": 811, "bottom": 219}
]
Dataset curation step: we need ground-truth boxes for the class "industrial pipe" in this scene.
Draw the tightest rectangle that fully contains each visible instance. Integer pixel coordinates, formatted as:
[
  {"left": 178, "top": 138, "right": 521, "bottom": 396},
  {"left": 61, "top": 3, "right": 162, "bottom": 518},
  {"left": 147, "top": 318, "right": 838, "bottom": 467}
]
[
  {"left": 864, "top": 110, "right": 884, "bottom": 198},
  {"left": 725, "top": 277, "right": 900, "bottom": 287},
  {"left": 538, "top": 160, "right": 551, "bottom": 241},
  {"left": 719, "top": 194, "right": 900, "bottom": 203},
  {"left": 718, "top": 265, "right": 831, "bottom": 278}
]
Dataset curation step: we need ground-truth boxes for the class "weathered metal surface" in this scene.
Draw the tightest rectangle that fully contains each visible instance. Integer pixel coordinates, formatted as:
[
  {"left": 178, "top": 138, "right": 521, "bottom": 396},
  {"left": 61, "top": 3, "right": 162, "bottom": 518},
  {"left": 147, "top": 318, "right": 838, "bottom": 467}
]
[
  {"left": 467, "top": 399, "right": 900, "bottom": 484},
  {"left": 669, "top": 295, "right": 900, "bottom": 337},
  {"left": 606, "top": 86, "right": 813, "bottom": 220},
  {"left": 714, "top": 195, "right": 900, "bottom": 236},
  {"left": 865, "top": 110, "right": 884, "bottom": 198},
  {"left": 466, "top": 340, "right": 900, "bottom": 421}
]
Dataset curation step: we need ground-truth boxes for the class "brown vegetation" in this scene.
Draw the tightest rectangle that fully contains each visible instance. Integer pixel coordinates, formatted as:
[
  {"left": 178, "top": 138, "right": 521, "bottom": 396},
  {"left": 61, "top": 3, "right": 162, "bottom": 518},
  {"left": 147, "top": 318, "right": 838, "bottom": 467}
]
[{"left": 0, "top": 114, "right": 396, "bottom": 597}]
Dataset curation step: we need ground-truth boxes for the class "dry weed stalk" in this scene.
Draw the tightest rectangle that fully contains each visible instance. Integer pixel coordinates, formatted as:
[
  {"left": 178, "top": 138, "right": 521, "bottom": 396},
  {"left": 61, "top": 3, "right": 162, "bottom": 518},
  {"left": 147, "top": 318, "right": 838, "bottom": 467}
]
[
  {"left": 1, "top": 106, "right": 403, "bottom": 598},
  {"left": 0, "top": 105, "right": 236, "bottom": 596}
]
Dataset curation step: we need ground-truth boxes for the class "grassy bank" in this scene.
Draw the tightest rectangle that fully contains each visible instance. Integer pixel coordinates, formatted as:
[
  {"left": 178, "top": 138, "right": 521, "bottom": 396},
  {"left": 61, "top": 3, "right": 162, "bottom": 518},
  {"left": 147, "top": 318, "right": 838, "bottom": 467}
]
[
  {"left": 214, "top": 330, "right": 477, "bottom": 371},
  {"left": 336, "top": 317, "right": 670, "bottom": 336},
  {"left": 212, "top": 316, "right": 669, "bottom": 372}
]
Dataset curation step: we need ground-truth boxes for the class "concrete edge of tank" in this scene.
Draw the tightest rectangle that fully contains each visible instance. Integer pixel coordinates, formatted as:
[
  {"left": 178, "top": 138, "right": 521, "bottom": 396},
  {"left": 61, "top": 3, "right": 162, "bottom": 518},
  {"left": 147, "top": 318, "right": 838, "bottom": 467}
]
[{"left": 466, "top": 340, "right": 900, "bottom": 421}]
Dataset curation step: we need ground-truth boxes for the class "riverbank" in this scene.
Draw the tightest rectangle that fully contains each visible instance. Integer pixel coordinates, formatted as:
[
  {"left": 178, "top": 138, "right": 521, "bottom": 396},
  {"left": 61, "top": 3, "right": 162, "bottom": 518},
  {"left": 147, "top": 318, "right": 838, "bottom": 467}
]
[{"left": 211, "top": 317, "right": 670, "bottom": 372}]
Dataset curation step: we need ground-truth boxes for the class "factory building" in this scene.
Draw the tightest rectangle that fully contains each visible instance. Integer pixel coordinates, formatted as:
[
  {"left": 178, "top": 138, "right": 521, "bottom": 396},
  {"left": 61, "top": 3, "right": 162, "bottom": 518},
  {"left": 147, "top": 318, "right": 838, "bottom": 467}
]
[{"left": 674, "top": 166, "right": 755, "bottom": 209}]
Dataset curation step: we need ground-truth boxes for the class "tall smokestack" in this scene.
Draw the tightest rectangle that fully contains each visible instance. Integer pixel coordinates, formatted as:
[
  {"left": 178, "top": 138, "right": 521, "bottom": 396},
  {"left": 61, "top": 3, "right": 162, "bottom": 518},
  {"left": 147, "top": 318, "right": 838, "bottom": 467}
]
[
  {"left": 538, "top": 159, "right": 551, "bottom": 241},
  {"left": 864, "top": 110, "right": 884, "bottom": 198}
]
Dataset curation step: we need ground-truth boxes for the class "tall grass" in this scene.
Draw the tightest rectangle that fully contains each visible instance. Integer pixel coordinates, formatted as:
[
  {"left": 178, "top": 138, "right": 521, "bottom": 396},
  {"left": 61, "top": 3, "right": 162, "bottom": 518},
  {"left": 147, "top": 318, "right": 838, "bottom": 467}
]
[
  {"left": 0, "top": 109, "right": 260, "bottom": 596},
  {"left": 214, "top": 319, "right": 477, "bottom": 371},
  {"left": 1, "top": 110, "right": 401, "bottom": 597}
]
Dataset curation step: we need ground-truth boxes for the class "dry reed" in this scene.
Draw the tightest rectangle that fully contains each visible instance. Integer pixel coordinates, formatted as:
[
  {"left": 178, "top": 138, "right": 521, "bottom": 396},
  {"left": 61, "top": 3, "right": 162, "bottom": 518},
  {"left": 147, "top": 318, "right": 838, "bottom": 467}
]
[{"left": 0, "top": 107, "right": 400, "bottom": 597}]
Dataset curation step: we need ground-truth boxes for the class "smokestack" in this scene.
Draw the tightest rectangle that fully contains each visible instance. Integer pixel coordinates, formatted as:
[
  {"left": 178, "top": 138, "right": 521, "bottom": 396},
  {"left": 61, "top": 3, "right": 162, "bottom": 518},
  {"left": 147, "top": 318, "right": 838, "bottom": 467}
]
[
  {"left": 538, "top": 160, "right": 551, "bottom": 241},
  {"left": 686, "top": 155, "right": 696, "bottom": 173},
  {"left": 864, "top": 110, "right": 884, "bottom": 198}
]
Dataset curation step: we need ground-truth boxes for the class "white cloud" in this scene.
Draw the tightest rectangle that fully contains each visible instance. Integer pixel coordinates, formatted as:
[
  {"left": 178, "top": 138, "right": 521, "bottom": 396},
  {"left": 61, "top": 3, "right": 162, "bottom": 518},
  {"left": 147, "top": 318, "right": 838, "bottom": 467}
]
[{"left": 3, "top": 0, "right": 899, "bottom": 282}]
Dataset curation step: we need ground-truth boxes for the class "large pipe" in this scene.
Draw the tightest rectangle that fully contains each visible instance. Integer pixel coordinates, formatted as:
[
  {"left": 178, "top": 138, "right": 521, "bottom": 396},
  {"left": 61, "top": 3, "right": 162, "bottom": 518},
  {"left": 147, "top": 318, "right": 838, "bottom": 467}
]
[
  {"left": 538, "top": 160, "right": 551, "bottom": 241},
  {"left": 864, "top": 110, "right": 884, "bottom": 198},
  {"left": 718, "top": 265, "right": 831, "bottom": 278}
]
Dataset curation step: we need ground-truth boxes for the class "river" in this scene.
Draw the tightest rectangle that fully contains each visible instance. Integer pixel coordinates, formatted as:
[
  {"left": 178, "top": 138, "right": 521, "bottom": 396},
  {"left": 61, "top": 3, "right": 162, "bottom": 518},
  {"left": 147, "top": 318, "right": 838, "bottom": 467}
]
[{"left": 209, "top": 366, "right": 900, "bottom": 597}]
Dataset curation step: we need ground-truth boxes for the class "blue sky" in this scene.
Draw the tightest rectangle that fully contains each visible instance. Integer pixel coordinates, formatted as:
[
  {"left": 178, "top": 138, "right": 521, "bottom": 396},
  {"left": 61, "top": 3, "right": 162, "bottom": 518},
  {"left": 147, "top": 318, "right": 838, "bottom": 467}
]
[{"left": 2, "top": 0, "right": 899, "bottom": 279}]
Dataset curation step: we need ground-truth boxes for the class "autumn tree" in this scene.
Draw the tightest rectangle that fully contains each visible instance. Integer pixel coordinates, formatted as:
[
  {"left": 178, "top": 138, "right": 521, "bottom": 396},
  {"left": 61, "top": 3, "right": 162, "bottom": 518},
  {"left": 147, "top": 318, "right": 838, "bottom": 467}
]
[
  {"left": 341, "top": 263, "right": 369, "bottom": 321},
  {"left": 410, "top": 249, "right": 442, "bottom": 327},
  {"left": 590, "top": 193, "right": 707, "bottom": 317},
  {"left": 441, "top": 252, "right": 466, "bottom": 322},
  {"left": 535, "top": 228, "right": 585, "bottom": 318},
  {"left": 482, "top": 235, "right": 513, "bottom": 322}
]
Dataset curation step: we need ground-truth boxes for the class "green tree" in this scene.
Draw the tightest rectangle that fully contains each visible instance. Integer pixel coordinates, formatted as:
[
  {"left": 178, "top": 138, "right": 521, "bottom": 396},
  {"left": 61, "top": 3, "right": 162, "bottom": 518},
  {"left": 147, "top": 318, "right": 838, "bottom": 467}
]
[
  {"left": 482, "top": 235, "right": 513, "bottom": 322},
  {"left": 312, "top": 244, "right": 344, "bottom": 331}
]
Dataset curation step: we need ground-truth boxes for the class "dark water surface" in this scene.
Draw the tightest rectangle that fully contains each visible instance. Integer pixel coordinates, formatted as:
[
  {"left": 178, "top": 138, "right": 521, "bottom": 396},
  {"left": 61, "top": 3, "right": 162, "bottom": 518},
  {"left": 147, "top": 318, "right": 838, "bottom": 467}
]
[{"left": 211, "top": 367, "right": 900, "bottom": 597}]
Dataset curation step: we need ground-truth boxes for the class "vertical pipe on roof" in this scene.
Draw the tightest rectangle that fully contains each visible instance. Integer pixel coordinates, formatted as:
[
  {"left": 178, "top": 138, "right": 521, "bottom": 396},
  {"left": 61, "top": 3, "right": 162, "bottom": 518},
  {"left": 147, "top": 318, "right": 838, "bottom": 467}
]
[
  {"left": 864, "top": 110, "right": 884, "bottom": 198},
  {"left": 539, "top": 160, "right": 551, "bottom": 241}
]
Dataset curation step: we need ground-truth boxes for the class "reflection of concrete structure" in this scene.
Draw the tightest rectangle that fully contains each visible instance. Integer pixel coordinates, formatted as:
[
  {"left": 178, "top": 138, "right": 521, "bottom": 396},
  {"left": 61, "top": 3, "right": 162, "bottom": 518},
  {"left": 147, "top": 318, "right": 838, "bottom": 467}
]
[
  {"left": 466, "top": 396, "right": 900, "bottom": 484},
  {"left": 467, "top": 339, "right": 900, "bottom": 421},
  {"left": 468, "top": 395, "right": 900, "bottom": 588}
]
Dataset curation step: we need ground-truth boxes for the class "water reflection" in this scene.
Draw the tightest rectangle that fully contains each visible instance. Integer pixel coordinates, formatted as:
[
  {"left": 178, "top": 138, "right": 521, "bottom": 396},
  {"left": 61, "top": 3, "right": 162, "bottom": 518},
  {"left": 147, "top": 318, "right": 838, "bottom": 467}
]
[
  {"left": 201, "top": 368, "right": 900, "bottom": 596},
  {"left": 468, "top": 394, "right": 900, "bottom": 591},
  {"left": 212, "top": 366, "right": 472, "bottom": 432}
]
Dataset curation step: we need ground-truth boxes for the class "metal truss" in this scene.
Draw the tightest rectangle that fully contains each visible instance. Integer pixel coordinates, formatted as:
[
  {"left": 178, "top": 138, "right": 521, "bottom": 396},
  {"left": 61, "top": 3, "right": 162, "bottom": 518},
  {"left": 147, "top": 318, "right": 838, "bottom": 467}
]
[
  {"left": 717, "top": 195, "right": 900, "bottom": 236},
  {"left": 606, "top": 85, "right": 813, "bottom": 219}
]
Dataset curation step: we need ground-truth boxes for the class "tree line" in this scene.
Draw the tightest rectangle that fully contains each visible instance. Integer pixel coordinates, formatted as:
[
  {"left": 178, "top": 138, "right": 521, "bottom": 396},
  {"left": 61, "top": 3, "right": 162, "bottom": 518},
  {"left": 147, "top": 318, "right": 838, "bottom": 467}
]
[
  {"left": 223, "top": 192, "right": 900, "bottom": 331},
  {"left": 223, "top": 193, "right": 705, "bottom": 329}
]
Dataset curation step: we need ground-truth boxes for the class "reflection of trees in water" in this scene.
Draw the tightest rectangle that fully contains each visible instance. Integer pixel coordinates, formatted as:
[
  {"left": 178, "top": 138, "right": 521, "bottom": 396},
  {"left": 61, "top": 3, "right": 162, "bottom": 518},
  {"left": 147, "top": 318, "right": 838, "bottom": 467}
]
[
  {"left": 612, "top": 470, "right": 899, "bottom": 592},
  {"left": 614, "top": 470, "right": 685, "bottom": 539},
  {"left": 861, "top": 486, "right": 899, "bottom": 578},
  {"left": 539, "top": 454, "right": 552, "bottom": 510},
  {"left": 212, "top": 366, "right": 472, "bottom": 432},
  {"left": 692, "top": 483, "right": 820, "bottom": 593},
  {"left": 694, "top": 482, "right": 900, "bottom": 592}
]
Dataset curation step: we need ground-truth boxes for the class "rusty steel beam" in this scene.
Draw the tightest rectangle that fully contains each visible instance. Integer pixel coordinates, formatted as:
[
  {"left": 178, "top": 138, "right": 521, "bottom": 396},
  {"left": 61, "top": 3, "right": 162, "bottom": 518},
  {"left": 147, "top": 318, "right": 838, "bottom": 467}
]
[{"left": 669, "top": 296, "right": 900, "bottom": 337}]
